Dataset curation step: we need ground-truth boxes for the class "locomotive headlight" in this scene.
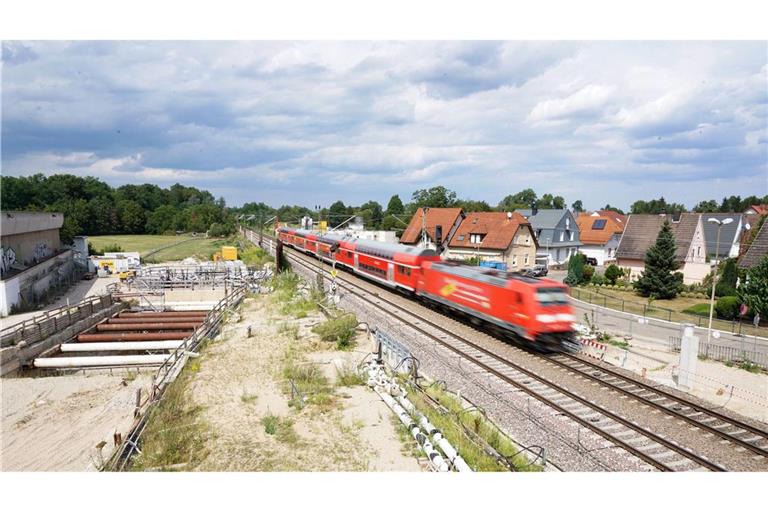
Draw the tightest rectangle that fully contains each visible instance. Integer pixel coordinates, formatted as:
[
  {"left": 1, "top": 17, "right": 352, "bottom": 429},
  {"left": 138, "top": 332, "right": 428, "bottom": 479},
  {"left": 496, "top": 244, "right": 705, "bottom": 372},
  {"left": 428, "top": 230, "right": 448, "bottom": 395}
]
[{"left": 536, "top": 314, "right": 556, "bottom": 323}]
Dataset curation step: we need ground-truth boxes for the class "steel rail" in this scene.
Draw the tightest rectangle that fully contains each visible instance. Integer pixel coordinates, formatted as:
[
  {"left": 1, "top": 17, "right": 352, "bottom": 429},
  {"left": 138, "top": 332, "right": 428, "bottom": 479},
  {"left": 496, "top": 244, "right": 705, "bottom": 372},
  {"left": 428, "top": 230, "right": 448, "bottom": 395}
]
[
  {"left": 279, "top": 243, "right": 725, "bottom": 472},
  {"left": 549, "top": 352, "right": 768, "bottom": 458}
]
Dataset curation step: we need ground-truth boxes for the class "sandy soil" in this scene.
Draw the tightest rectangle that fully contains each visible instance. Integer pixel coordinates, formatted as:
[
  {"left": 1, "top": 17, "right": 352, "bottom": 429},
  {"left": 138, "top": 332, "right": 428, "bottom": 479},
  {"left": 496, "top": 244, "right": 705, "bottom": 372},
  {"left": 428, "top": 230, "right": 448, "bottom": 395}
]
[
  {"left": 0, "top": 370, "right": 153, "bottom": 471},
  {"left": 188, "top": 295, "right": 422, "bottom": 471}
]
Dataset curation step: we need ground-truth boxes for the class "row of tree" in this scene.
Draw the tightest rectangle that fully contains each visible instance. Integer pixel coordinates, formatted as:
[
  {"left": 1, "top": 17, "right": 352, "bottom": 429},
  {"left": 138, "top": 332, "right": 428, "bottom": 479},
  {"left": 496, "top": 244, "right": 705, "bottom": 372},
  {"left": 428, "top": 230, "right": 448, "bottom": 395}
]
[{"left": 0, "top": 174, "right": 234, "bottom": 243}]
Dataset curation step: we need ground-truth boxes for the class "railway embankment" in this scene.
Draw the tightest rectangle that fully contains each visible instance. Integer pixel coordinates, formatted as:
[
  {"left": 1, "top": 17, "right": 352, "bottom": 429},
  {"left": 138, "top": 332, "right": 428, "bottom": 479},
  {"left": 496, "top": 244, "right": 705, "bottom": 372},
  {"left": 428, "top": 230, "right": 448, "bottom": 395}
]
[{"left": 127, "top": 276, "right": 423, "bottom": 471}]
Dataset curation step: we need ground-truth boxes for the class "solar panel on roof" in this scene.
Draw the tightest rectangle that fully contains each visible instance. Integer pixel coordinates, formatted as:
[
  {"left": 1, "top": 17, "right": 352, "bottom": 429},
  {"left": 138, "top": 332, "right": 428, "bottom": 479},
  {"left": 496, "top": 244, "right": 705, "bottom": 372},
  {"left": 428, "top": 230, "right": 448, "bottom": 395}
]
[{"left": 592, "top": 219, "right": 607, "bottom": 230}]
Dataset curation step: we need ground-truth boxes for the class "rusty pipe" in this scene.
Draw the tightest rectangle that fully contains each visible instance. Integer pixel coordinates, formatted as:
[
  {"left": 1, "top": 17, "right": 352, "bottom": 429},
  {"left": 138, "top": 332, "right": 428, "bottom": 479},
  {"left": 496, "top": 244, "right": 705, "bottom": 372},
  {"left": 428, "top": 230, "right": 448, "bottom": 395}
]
[
  {"left": 97, "top": 322, "right": 200, "bottom": 331},
  {"left": 107, "top": 317, "right": 205, "bottom": 324},
  {"left": 118, "top": 311, "right": 209, "bottom": 318},
  {"left": 77, "top": 332, "right": 192, "bottom": 342}
]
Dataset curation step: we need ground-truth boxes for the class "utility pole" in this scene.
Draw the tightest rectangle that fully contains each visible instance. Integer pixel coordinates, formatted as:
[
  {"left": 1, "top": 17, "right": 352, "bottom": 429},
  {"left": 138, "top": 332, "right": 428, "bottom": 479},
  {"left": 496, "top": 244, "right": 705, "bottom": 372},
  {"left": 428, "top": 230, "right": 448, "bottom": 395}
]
[{"left": 706, "top": 217, "right": 733, "bottom": 345}]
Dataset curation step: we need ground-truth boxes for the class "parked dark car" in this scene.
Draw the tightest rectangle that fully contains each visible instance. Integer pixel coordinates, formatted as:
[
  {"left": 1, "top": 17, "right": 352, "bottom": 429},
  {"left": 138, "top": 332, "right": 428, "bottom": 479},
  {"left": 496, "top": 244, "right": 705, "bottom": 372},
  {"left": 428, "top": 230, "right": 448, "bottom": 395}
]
[
  {"left": 523, "top": 264, "right": 548, "bottom": 277},
  {"left": 585, "top": 257, "right": 598, "bottom": 266}
]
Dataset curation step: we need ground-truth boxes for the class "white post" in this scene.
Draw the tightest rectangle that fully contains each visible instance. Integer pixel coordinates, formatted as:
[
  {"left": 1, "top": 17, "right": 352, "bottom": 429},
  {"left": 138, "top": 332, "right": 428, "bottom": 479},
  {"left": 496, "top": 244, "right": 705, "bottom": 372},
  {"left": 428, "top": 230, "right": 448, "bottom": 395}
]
[
  {"left": 706, "top": 223, "right": 722, "bottom": 346},
  {"left": 678, "top": 325, "right": 699, "bottom": 392}
]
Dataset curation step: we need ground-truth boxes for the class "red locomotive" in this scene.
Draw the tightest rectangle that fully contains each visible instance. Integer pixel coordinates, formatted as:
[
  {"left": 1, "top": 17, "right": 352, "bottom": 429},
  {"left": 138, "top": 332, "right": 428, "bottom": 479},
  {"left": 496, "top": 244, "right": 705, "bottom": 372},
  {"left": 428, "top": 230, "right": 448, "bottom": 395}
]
[{"left": 277, "top": 227, "right": 577, "bottom": 351}]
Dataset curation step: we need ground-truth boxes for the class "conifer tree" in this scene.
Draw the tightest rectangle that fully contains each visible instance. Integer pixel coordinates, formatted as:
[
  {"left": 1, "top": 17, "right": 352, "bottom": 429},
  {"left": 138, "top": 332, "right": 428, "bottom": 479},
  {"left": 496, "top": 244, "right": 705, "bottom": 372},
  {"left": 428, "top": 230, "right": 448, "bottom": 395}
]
[
  {"left": 634, "top": 220, "right": 683, "bottom": 299},
  {"left": 564, "top": 253, "right": 585, "bottom": 286}
]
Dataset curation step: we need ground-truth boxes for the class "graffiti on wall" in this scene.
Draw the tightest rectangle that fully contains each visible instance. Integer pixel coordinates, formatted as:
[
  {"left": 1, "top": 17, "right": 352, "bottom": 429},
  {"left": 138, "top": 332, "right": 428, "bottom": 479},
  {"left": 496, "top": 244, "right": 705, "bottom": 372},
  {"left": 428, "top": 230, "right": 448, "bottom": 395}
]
[
  {"left": 1, "top": 246, "right": 17, "bottom": 277},
  {"left": 33, "top": 243, "right": 51, "bottom": 264}
]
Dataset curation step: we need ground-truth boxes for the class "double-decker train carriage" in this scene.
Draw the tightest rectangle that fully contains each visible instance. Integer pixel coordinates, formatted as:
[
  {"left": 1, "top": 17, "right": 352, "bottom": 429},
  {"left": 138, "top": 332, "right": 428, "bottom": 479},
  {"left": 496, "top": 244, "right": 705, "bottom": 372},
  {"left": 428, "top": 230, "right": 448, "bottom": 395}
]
[
  {"left": 276, "top": 227, "right": 440, "bottom": 290},
  {"left": 276, "top": 226, "right": 576, "bottom": 351}
]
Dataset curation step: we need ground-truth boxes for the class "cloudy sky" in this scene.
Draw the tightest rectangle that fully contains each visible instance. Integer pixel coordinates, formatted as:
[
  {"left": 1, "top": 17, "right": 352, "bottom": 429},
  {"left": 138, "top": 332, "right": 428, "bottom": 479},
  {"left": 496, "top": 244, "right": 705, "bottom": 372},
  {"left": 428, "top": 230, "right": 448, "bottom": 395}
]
[{"left": 2, "top": 41, "right": 766, "bottom": 210}]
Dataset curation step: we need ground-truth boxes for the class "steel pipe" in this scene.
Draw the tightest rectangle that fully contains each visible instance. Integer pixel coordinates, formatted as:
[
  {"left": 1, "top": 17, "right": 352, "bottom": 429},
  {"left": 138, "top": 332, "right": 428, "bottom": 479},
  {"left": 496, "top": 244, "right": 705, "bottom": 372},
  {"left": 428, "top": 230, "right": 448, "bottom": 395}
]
[
  {"left": 107, "top": 317, "right": 205, "bottom": 324},
  {"left": 77, "top": 332, "right": 192, "bottom": 342},
  {"left": 96, "top": 322, "right": 200, "bottom": 331},
  {"left": 118, "top": 311, "right": 208, "bottom": 318},
  {"left": 34, "top": 354, "right": 170, "bottom": 368},
  {"left": 60, "top": 341, "right": 184, "bottom": 352}
]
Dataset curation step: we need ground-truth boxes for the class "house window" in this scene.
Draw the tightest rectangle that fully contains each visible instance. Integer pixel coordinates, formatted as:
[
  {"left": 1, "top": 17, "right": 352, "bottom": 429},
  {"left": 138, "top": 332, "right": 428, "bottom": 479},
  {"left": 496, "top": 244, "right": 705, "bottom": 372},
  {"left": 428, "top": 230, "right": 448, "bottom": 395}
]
[
  {"left": 470, "top": 234, "right": 484, "bottom": 244},
  {"left": 570, "top": 231, "right": 574, "bottom": 241},
  {"left": 697, "top": 247, "right": 701, "bottom": 257},
  {"left": 525, "top": 234, "right": 530, "bottom": 244},
  {"left": 524, "top": 253, "right": 529, "bottom": 265},
  {"left": 565, "top": 218, "right": 570, "bottom": 229},
  {"left": 512, "top": 255, "right": 518, "bottom": 266},
  {"left": 559, "top": 231, "right": 564, "bottom": 242}
]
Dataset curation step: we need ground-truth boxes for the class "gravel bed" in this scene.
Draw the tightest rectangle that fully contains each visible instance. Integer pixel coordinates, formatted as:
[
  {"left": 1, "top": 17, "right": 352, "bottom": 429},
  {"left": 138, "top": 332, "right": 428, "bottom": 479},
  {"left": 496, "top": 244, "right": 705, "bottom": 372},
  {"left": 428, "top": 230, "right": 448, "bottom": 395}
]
[{"left": 287, "top": 253, "right": 655, "bottom": 471}]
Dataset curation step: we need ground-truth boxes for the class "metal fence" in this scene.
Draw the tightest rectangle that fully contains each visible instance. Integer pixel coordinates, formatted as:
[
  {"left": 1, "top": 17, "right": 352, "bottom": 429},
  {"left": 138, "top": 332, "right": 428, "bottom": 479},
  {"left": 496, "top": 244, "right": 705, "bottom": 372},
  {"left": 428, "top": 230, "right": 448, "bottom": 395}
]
[
  {"left": 1, "top": 294, "right": 114, "bottom": 348},
  {"left": 106, "top": 284, "right": 248, "bottom": 471},
  {"left": 668, "top": 336, "right": 767, "bottom": 369},
  {"left": 571, "top": 287, "right": 765, "bottom": 337}
]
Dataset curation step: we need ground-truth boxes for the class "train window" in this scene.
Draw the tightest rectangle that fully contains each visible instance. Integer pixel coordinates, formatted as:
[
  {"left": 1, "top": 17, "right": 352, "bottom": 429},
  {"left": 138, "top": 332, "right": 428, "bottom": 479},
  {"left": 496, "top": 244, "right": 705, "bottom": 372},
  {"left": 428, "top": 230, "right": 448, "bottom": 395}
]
[{"left": 535, "top": 287, "right": 569, "bottom": 306}]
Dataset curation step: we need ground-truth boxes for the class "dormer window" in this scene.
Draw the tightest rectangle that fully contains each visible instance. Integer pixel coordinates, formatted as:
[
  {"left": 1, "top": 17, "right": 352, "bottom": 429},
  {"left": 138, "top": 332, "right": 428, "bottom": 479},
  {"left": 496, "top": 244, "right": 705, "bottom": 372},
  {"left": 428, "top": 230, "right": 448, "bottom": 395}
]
[{"left": 470, "top": 234, "right": 484, "bottom": 244}]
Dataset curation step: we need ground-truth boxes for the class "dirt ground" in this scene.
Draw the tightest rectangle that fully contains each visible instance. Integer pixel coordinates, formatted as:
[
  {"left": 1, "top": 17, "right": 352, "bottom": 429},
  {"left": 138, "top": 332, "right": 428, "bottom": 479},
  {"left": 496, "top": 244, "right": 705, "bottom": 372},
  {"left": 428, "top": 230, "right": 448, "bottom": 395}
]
[
  {"left": 1, "top": 276, "right": 119, "bottom": 330},
  {"left": 0, "top": 370, "right": 152, "bottom": 471},
  {"left": 188, "top": 294, "right": 423, "bottom": 471}
]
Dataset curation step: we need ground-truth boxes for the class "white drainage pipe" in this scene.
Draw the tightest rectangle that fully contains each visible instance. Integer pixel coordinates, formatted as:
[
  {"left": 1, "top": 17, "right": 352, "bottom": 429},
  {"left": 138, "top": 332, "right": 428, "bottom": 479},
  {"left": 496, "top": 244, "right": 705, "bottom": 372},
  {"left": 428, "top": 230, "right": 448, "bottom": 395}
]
[
  {"left": 365, "top": 361, "right": 468, "bottom": 472},
  {"left": 34, "top": 354, "right": 170, "bottom": 368},
  {"left": 394, "top": 392, "right": 473, "bottom": 472},
  {"left": 60, "top": 341, "right": 184, "bottom": 352}
]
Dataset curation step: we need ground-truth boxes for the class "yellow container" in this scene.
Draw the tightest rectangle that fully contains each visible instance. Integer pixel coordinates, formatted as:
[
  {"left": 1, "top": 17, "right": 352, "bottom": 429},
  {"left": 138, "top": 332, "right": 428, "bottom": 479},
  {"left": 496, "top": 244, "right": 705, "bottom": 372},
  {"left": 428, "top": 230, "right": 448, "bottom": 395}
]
[{"left": 221, "top": 246, "right": 238, "bottom": 261}]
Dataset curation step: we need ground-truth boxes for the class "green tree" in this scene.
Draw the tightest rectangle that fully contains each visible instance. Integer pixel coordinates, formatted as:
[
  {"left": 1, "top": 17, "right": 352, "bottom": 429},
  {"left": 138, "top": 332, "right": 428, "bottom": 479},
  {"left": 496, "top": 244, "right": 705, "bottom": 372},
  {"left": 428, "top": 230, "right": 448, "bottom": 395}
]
[
  {"left": 117, "top": 200, "right": 147, "bottom": 234},
  {"left": 328, "top": 200, "right": 348, "bottom": 227},
  {"left": 498, "top": 189, "right": 537, "bottom": 211},
  {"left": 410, "top": 186, "right": 458, "bottom": 209},
  {"left": 564, "top": 253, "right": 586, "bottom": 286},
  {"left": 693, "top": 199, "right": 719, "bottom": 213},
  {"left": 737, "top": 255, "right": 768, "bottom": 318},
  {"left": 715, "top": 258, "right": 738, "bottom": 297},
  {"left": 357, "top": 200, "right": 383, "bottom": 229},
  {"left": 386, "top": 194, "right": 405, "bottom": 215},
  {"left": 634, "top": 220, "right": 684, "bottom": 299},
  {"left": 571, "top": 199, "right": 584, "bottom": 212},
  {"left": 553, "top": 196, "right": 565, "bottom": 209},
  {"left": 146, "top": 205, "right": 180, "bottom": 234},
  {"left": 456, "top": 199, "right": 492, "bottom": 212},
  {"left": 603, "top": 204, "right": 625, "bottom": 215},
  {"left": 538, "top": 194, "right": 554, "bottom": 209},
  {"left": 604, "top": 264, "right": 623, "bottom": 285}
]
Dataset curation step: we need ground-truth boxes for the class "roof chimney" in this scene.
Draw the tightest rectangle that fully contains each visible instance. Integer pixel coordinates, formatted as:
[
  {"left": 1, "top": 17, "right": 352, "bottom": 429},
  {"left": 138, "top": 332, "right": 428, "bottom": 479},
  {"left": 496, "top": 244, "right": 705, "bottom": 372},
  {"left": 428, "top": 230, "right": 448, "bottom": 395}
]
[{"left": 531, "top": 202, "right": 538, "bottom": 216}]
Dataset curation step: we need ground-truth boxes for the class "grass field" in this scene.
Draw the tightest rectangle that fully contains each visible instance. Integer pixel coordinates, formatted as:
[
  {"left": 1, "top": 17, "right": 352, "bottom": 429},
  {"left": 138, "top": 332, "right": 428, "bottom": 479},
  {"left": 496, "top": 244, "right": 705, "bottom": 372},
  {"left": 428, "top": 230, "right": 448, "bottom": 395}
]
[
  {"left": 573, "top": 286, "right": 766, "bottom": 337},
  {"left": 88, "top": 234, "right": 237, "bottom": 263},
  {"left": 88, "top": 234, "right": 194, "bottom": 256},
  {"left": 144, "top": 237, "right": 236, "bottom": 263}
]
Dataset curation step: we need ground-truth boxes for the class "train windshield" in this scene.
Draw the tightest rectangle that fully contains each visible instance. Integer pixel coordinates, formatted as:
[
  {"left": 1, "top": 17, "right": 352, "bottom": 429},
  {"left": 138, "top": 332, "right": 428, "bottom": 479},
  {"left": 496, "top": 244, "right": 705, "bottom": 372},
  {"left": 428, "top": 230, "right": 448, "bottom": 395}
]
[{"left": 535, "top": 287, "right": 569, "bottom": 306}]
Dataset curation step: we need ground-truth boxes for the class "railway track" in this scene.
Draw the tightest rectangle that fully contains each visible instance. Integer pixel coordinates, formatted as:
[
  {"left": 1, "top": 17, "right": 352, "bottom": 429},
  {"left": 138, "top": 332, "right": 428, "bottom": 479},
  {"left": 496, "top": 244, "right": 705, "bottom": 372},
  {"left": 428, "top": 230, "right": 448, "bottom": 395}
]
[
  {"left": 548, "top": 353, "right": 768, "bottom": 458},
  {"left": 279, "top": 244, "right": 726, "bottom": 471}
]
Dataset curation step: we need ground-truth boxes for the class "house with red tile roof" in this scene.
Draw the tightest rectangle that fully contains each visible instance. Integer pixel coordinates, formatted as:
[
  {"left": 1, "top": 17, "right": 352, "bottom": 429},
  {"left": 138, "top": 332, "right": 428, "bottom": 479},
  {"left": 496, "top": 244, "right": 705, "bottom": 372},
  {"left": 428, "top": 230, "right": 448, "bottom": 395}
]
[
  {"left": 443, "top": 211, "right": 538, "bottom": 271},
  {"left": 744, "top": 204, "right": 768, "bottom": 217},
  {"left": 591, "top": 210, "right": 628, "bottom": 227},
  {"left": 399, "top": 207, "right": 465, "bottom": 253},
  {"left": 576, "top": 214, "right": 623, "bottom": 265}
]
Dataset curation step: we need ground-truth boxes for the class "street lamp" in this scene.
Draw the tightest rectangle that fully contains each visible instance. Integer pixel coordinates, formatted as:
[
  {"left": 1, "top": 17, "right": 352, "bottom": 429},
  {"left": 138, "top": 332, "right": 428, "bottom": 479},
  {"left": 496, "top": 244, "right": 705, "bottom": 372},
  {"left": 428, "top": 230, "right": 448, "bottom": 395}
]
[{"left": 706, "top": 217, "right": 733, "bottom": 345}]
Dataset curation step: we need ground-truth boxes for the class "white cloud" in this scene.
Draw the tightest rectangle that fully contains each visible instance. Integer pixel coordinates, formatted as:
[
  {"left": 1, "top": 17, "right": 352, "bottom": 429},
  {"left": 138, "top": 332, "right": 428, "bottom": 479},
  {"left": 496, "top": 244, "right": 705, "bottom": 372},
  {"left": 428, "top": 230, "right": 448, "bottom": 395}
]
[{"left": 528, "top": 84, "right": 615, "bottom": 122}]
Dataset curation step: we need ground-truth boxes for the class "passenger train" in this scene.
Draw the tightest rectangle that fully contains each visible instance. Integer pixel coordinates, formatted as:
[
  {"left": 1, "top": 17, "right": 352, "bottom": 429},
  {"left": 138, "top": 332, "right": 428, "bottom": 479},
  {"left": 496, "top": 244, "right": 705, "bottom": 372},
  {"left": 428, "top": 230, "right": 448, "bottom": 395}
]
[{"left": 277, "top": 227, "right": 577, "bottom": 352}]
